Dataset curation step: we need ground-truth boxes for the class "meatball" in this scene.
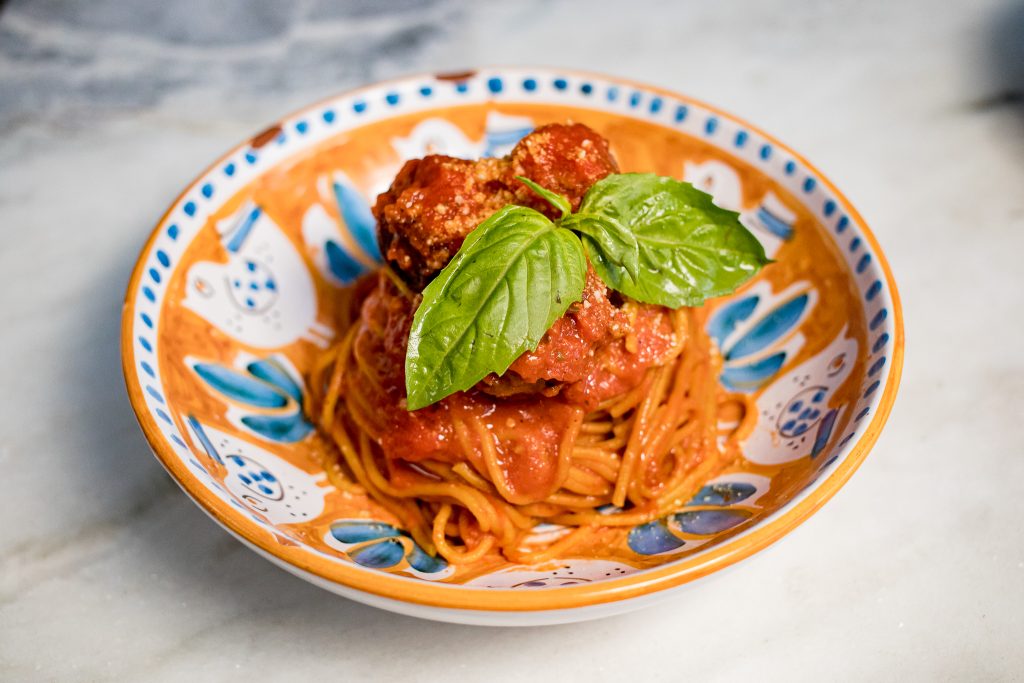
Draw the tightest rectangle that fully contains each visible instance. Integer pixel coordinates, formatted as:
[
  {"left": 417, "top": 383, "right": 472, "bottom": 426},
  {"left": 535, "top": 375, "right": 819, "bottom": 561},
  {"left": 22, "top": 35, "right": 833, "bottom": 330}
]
[
  {"left": 373, "top": 123, "right": 619, "bottom": 289},
  {"left": 372, "top": 156, "right": 512, "bottom": 288},
  {"left": 508, "top": 123, "right": 619, "bottom": 212}
]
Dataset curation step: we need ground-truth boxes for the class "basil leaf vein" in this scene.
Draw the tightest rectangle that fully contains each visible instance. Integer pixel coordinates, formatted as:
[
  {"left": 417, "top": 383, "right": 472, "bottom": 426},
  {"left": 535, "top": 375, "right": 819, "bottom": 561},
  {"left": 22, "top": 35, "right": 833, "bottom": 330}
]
[
  {"left": 575, "top": 173, "right": 769, "bottom": 308},
  {"left": 563, "top": 213, "right": 640, "bottom": 285},
  {"left": 404, "top": 205, "right": 587, "bottom": 410}
]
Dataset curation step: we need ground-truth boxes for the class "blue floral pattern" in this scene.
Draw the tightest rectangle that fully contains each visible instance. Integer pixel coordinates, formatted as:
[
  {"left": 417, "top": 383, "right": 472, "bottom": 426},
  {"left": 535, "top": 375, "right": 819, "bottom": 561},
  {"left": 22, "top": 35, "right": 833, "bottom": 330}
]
[
  {"left": 330, "top": 175, "right": 380, "bottom": 263},
  {"left": 301, "top": 172, "right": 379, "bottom": 288},
  {"left": 743, "top": 330, "right": 857, "bottom": 465},
  {"left": 628, "top": 476, "right": 768, "bottom": 556},
  {"left": 183, "top": 201, "right": 331, "bottom": 349},
  {"left": 481, "top": 113, "right": 534, "bottom": 157},
  {"left": 186, "top": 418, "right": 328, "bottom": 525},
  {"left": 707, "top": 281, "right": 816, "bottom": 392},
  {"left": 190, "top": 354, "right": 312, "bottom": 443},
  {"left": 326, "top": 520, "right": 451, "bottom": 579}
]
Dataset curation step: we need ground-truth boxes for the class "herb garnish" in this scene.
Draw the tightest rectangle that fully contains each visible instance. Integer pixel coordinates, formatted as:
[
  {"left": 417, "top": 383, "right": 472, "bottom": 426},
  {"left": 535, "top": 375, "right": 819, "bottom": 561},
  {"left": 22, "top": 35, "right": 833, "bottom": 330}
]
[{"left": 404, "top": 173, "right": 768, "bottom": 410}]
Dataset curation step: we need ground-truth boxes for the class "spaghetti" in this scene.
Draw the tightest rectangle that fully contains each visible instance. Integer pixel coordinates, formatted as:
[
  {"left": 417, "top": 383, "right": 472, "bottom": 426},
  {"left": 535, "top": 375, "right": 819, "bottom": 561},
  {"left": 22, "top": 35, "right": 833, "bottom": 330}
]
[
  {"left": 307, "top": 269, "right": 756, "bottom": 565},
  {"left": 305, "top": 123, "right": 759, "bottom": 566}
]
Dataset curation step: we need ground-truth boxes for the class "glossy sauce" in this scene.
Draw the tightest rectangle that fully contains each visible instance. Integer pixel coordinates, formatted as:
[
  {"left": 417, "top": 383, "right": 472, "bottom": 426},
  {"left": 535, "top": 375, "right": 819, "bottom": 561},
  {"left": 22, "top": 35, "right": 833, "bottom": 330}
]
[
  {"left": 358, "top": 269, "right": 677, "bottom": 503},
  {"left": 355, "top": 124, "right": 684, "bottom": 504}
]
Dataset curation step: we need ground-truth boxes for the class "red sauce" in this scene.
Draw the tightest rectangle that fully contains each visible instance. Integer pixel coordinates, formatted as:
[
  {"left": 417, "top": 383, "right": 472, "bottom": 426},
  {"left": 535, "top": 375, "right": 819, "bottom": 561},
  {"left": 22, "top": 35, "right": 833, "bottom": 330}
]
[
  {"left": 494, "top": 268, "right": 676, "bottom": 408},
  {"left": 358, "top": 124, "right": 679, "bottom": 503},
  {"left": 357, "top": 271, "right": 676, "bottom": 504}
]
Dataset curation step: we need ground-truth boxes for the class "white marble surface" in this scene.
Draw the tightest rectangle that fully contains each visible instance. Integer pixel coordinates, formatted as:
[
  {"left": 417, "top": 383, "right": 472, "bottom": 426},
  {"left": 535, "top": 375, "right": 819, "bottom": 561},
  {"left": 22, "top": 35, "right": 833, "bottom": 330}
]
[{"left": 2, "top": 0, "right": 1023, "bottom": 679}]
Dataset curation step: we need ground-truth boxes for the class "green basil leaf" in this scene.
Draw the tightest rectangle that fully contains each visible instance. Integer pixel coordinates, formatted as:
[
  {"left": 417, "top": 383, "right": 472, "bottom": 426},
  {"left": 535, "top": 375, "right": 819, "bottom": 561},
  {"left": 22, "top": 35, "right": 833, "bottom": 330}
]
[
  {"left": 515, "top": 175, "right": 571, "bottom": 219},
  {"left": 575, "top": 173, "right": 769, "bottom": 307},
  {"left": 405, "top": 205, "right": 587, "bottom": 410},
  {"left": 562, "top": 213, "right": 640, "bottom": 284}
]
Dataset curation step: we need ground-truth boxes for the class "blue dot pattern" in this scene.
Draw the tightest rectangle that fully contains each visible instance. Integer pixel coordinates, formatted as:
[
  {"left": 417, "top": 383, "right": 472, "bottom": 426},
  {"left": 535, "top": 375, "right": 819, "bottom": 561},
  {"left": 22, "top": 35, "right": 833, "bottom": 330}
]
[
  {"left": 870, "top": 308, "right": 888, "bottom": 330},
  {"left": 778, "top": 387, "right": 829, "bottom": 437}
]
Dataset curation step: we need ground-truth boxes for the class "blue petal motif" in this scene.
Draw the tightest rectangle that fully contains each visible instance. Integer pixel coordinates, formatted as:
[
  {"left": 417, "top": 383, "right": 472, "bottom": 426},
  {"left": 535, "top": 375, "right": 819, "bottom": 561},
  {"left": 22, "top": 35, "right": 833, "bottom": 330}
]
[
  {"left": 720, "top": 352, "right": 786, "bottom": 392},
  {"left": 407, "top": 544, "right": 449, "bottom": 574},
  {"left": 811, "top": 408, "right": 839, "bottom": 458},
  {"left": 187, "top": 415, "right": 223, "bottom": 464},
  {"left": 756, "top": 205, "right": 794, "bottom": 240},
  {"left": 246, "top": 359, "right": 302, "bottom": 403},
  {"left": 241, "top": 414, "right": 313, "bottom": 443},
  {"left": 725, "top": 293, "right": 809, "bottom": 361},
  {"left": 324, "top": 240, "right": 367, "bottom": 284},
  {"left": 628, "top": 520, "right": 686, "bottom": 555},
  {"left": 193, "top": 357, "right": 314, "bottom": 444},
  {"left": 333, "top": 180, "right": 381, "bottom": 260},
  {"left": 223, "top": 205, "right": 262, "bottom": 254},
  {"left": 349, "top": 538, "right": 406, "bottom": 568},
  {"left": 483, "top": 126, "right": 533, "bottom": 157},
  {"left": 193, "top": 363, "right": 287, "bottom": 408},
  {"left": 331, "top": 520, "right": 402, "bottom": 544},
  {"left": 674, "top": 510, "right": 750, "bottom": 535},
  {"left": 330, "top": 520, "right": 448, "bottom": 574},
  {"left": 707, "top": 295, "right": 759, "bottom": 347},
  {"left": 687, "top": 482, "right": 757, "bottom": 507}
]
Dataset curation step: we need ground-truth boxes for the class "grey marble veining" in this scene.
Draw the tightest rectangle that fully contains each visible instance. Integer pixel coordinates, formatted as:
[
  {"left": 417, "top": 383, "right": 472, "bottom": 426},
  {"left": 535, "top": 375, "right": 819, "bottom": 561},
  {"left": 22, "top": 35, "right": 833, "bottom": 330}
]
[
  {"left": 0, "top": 0, "right": 465, "bottom": 133},
  {"left": 1, "top": 0, "right": 1023, "bottom": 680}
]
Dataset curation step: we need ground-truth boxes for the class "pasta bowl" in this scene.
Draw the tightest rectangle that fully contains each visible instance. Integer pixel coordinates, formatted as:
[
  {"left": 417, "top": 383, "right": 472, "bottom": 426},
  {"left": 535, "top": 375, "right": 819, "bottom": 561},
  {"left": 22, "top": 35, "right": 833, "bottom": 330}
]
[{"left": 121, "top": 68, "right": 903, "bottom": 626}]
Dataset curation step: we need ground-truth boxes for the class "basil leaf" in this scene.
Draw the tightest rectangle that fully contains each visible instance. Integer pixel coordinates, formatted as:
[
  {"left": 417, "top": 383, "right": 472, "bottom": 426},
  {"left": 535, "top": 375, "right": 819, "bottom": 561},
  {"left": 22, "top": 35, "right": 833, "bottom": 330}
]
[
  {"left": 405, "top": 205, "right": 587, "bottom": 410},
  {"left": 576, "top": 173, "right": 769, "bottom": 307},
  {"left": 515, "top": 176, "right": 571, "bottom": 219},
  {"left": 563, "top": 213, "right": 640, "bottom": 284}
]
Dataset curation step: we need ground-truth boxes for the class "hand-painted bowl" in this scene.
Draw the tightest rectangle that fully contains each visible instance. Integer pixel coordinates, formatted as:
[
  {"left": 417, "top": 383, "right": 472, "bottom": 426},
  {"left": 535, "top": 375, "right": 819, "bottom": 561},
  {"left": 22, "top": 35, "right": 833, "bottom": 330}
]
[{"left": 122, "top": 68, "right": 903, "bottom": 626}]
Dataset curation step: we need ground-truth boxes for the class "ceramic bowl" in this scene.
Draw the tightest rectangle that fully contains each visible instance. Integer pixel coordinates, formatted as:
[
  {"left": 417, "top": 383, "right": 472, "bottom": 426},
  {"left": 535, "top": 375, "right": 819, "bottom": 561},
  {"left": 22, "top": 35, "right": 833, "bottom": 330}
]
[{"left": 122, "top": 68, "right": 903, "bottom": 626}]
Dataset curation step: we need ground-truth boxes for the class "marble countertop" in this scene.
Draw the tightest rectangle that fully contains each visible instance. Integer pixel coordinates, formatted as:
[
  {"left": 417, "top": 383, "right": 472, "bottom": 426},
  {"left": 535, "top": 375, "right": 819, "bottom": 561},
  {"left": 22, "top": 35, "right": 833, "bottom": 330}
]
[{"left": 2, "top": 0, "right": 1022, "bottom": 680}]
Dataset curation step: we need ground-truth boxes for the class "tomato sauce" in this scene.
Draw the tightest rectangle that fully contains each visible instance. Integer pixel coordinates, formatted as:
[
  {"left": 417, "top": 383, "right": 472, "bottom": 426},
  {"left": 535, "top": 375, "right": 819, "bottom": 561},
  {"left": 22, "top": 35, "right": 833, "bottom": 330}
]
[
  {"left": 355, "top": 124, "right": 683, "bottom": 503},
  {"left": 357, "top": 269, "right": 676, "bottom": 503}
]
